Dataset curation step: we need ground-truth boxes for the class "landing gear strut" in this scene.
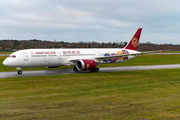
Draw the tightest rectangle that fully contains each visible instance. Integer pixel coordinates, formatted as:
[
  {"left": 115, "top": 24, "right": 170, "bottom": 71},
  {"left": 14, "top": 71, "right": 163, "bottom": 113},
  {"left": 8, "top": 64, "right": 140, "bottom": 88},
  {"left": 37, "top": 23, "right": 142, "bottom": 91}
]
[{"left": 16, "top": 67, "right": 22, "bottom": 75}]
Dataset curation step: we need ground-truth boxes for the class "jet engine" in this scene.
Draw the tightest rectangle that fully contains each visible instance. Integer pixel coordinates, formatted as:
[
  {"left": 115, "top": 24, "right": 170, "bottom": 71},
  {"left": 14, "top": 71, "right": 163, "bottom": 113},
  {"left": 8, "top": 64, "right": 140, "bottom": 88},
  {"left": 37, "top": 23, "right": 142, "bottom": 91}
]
[{"left": 76, "top": 59, "right": 96, "bottom": 71}]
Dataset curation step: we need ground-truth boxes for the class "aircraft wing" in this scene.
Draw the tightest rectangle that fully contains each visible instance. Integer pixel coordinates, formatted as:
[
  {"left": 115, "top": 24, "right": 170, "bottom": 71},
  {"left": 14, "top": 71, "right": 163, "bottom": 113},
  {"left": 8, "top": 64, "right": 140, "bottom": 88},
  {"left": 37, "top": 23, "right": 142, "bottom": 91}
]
[
  {"left": 69, "top": 50, "right": 167, "bottom": 62},
  {"left": 69, "top": 53, "right": 142, "bottom": 62},
  {"left": 95, "top": 53, "right": 141, "bottom": 60}
]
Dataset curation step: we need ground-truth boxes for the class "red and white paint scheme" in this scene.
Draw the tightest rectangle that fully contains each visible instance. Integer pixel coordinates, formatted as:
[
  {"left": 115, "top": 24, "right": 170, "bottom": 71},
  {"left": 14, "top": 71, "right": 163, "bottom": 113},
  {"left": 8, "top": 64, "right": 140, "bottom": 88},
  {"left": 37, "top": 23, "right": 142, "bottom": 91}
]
[{"left": 3, "top": 28, "right": 144, "bottom": 74}]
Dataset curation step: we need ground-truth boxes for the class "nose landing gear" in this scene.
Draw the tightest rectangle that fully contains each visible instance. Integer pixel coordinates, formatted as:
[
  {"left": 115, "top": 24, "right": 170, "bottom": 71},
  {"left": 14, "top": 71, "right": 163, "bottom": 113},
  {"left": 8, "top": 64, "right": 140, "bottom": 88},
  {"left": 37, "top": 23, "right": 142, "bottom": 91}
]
[
  {"left": 16, "top": 68, "right": 22, "bottom": 75},
  {"left": 18, "top": 70, "right": 22, "bottom": 74}
]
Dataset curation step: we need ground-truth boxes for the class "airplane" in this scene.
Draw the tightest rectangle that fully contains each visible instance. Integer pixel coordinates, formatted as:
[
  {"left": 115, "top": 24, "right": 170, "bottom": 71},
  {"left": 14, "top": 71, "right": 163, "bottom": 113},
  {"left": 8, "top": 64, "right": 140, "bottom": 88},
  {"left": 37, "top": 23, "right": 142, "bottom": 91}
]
[{"left": 3, "top": 28, "right": 150, "bottom": 74}]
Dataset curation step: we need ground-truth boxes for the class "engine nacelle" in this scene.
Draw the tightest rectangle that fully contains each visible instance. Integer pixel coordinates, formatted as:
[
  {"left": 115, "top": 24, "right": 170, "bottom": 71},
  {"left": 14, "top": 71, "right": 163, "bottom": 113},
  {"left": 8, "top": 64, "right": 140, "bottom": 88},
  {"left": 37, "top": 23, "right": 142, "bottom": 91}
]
[{"left": 76, "top": 59, "right": 96, "bottom": 71}]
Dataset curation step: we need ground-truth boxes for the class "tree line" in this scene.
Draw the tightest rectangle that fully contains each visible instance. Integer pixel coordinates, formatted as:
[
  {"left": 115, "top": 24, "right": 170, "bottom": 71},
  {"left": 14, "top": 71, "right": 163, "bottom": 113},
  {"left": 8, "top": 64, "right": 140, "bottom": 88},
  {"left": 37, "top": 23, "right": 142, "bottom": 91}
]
[{"left": 0, "top": 39, "right": 179, "bottom": 51}]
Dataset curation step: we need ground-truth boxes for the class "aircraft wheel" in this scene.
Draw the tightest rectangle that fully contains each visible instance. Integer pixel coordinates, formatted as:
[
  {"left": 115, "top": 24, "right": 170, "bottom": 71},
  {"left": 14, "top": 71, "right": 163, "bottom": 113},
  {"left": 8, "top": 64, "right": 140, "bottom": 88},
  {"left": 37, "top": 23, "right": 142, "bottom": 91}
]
[
  {"left": 90, "top": 68, "right": 99, "bottom": 72},
  {"left": 95, "top": 68, "right": 99, "bottom": 72},
  {"left": 18, "top": 70, "right": 22, "bottom": 75},
  {"left": 73, "top": 67, "right": 79, "bottom": 72}
]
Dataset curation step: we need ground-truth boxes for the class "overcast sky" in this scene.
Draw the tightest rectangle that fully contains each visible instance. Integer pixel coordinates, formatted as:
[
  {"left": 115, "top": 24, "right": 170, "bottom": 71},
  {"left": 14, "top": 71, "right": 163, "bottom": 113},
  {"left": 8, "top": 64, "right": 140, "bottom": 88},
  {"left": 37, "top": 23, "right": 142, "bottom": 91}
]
[{"left": 0, "top": 0, "right": 180, "bottom": 44}]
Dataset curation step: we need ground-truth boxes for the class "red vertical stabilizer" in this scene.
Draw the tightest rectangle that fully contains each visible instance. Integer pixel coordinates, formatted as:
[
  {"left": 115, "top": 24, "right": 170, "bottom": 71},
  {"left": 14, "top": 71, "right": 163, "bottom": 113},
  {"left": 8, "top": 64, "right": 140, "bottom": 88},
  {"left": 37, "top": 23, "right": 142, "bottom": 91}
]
[{"left": 124, "top": 28, "right": 142, "bottom": 51}]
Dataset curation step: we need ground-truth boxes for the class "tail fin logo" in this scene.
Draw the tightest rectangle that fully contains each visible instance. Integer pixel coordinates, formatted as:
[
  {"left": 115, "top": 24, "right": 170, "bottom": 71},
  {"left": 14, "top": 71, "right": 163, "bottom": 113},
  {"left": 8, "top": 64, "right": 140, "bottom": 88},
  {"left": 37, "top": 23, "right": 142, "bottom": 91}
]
[
  {"left": 124, "top": 28, "right": 142, "bottom": 51},
  {"left": 132, "top": 37, "right": 138, "bottom": 48}
]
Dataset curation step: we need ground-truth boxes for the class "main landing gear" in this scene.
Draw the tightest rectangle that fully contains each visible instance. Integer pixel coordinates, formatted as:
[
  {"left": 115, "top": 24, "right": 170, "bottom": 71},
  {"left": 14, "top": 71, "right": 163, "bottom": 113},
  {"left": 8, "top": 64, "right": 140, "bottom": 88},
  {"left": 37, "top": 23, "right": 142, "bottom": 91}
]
[
  {"left": 73, "top": 67, "right": 99, "bottom": 72},
  {"left": 73, "top": 67, "right": 79, "bottom": 72},
  {"left": 16, "top": 68, "right": 22, "bottom": 75},
  {"left": 90, "top": 67, "right": 99, "bottom": 72}
]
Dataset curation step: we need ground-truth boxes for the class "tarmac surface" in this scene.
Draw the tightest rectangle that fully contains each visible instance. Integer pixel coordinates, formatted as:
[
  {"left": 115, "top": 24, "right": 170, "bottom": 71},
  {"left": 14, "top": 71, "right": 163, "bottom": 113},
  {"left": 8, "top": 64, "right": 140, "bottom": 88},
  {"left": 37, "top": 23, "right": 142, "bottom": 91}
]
[
  {"left": 0, "top": 54, "right": 9, "bottom": 56},
  {"left": 1, "top": 64, "right": 180, "bottom": 78}
]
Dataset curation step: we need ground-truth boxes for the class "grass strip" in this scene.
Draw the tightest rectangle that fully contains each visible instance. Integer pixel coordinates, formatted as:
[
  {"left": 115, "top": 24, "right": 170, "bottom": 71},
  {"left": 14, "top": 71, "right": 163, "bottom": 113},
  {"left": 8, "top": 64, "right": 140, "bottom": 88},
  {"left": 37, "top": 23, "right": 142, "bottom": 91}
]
[{"left": 0, "top": 69, "right": 180, "bottom": 119}]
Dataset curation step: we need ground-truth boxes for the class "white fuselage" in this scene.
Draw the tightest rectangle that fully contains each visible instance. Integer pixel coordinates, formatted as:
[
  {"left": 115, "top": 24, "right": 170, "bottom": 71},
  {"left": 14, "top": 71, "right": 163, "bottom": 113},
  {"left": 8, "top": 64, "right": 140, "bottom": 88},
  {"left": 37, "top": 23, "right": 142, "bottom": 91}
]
[{"left": 3, "top": 48, "right": 140, "bottom": 68}]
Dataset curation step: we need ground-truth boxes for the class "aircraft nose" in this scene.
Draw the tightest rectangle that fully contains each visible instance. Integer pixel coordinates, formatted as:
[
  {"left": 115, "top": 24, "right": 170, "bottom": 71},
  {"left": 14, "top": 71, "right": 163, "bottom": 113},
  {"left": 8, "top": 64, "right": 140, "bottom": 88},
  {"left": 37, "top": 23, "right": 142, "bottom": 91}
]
[{"left": 3, "top": 59, "right": 8, "bottom": 66}]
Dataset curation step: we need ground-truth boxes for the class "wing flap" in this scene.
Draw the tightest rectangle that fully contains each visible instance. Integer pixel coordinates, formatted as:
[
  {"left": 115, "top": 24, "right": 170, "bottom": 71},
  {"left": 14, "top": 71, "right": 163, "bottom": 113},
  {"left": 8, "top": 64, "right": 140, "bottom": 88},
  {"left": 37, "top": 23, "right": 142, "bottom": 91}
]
[
  {"left": 94, "top": 53, "right": 141, "bottom": 61},
  {"left": 94, "top": 50, "right": 164, "bottom": 60},
  {"left": 68, "top": 50, "right": 165, "bottom": 62}
]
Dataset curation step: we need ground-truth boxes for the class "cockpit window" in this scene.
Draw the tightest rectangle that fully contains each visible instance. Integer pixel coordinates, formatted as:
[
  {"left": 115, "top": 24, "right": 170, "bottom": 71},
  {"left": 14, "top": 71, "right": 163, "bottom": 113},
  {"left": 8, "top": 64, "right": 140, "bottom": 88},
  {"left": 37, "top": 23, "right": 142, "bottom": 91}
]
[{"left": 8, "top": 55, "right": 16, "bottom": 58}]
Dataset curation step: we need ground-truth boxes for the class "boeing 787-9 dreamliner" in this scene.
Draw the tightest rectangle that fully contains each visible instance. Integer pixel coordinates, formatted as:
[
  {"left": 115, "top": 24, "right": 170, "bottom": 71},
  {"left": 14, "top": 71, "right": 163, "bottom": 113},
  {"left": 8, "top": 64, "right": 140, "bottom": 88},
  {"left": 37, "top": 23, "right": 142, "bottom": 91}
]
[{"left": 3, "top": 28, "right": 148, "bottom": 74}]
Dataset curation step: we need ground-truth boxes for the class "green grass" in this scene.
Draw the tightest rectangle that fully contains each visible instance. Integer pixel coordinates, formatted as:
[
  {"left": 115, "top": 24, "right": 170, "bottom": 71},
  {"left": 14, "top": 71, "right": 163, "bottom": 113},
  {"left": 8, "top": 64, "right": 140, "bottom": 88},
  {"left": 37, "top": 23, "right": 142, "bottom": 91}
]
[
  {"left": 161, "top": 51, "right": 180, "bottom": 53},
  {"left": 0, "top": 51, "right": 13, "bottom": 54},
  {"left": 1, "top": 69, "right": 180, "bottom": 119},
  {"left": 1, "top": 54, "right": 180, "bottom": 72}
]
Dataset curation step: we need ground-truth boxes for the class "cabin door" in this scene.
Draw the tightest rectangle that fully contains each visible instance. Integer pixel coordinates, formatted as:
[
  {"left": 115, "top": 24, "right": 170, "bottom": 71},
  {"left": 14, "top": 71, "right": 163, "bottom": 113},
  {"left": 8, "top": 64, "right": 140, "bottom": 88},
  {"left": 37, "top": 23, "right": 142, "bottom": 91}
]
[
  {"left": 57, "top": 52, "right": 62, "bottom": 60},
  {"left": 23, "top": 53, "right": 28, "bottom": 61}
]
